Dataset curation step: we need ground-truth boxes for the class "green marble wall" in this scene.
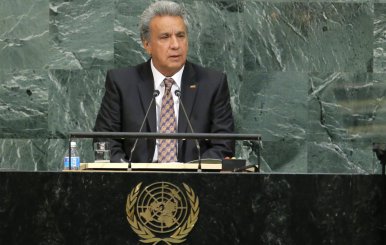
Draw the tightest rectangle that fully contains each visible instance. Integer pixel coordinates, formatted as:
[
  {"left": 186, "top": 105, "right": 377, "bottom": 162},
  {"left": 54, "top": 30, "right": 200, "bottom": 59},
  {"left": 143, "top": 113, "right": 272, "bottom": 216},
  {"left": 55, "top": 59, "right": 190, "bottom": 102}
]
[{"left": 1, "top": 0, "right": 386, "bottom": 173}]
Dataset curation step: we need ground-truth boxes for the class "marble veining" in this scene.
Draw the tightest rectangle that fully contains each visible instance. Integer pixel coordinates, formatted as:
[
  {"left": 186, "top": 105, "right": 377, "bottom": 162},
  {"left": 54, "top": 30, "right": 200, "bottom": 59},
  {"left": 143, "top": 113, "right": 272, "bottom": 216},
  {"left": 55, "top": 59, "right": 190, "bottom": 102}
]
[
  {"left": 0, "top": 0, "right": 49, "bottom": 69},
  {"left": 0, "top": 1, "right": 386, "bottom": 172}
]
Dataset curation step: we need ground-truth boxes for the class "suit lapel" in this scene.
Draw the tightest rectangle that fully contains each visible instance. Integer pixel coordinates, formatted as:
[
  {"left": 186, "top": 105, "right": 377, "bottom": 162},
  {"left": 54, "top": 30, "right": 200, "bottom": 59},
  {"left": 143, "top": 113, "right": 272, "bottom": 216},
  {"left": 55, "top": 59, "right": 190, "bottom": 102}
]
[
  {"left": 178, "top": 61, "right": 198, "bottom": 133},
  {"left": 137, "top": 61, "right": 157, "bottom": 133},
  {"left": 178, "top": 61, "right": 198, "bottom": 157}
]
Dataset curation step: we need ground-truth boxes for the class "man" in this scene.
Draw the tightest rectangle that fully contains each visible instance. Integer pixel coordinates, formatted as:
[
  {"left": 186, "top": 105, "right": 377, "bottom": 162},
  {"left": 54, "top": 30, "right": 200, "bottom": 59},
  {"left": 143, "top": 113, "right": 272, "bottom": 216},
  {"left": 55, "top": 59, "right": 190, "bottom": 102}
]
[{"left": 94, "top": 1, "right": 234, "bottom": 163}]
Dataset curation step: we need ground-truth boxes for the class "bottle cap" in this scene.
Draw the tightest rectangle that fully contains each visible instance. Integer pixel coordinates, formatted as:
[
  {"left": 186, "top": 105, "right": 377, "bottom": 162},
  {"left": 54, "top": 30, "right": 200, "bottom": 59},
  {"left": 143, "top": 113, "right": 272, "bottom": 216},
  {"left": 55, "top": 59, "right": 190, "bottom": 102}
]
[{"left": 70, "top": 142, "right": 77, "bottom": 147}]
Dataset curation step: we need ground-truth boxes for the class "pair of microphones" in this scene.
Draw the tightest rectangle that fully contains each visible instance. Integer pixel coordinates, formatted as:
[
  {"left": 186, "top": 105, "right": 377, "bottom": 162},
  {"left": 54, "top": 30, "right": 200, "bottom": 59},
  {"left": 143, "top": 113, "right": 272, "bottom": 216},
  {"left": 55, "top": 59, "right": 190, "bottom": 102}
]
[{"left": 128, "top": 88, "right": 201, "bottom": 169}]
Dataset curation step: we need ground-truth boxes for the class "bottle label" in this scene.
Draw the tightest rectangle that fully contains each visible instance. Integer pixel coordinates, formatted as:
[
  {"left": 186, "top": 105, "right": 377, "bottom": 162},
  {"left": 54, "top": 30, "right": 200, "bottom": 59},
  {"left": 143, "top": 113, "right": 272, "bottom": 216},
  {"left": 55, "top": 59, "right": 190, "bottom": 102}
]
[
  {"left": 64, "top": 157, "right": 80, "bottom": 170},
  {"left": 64, "top": 157, "right": 69, "bottom": 169}
]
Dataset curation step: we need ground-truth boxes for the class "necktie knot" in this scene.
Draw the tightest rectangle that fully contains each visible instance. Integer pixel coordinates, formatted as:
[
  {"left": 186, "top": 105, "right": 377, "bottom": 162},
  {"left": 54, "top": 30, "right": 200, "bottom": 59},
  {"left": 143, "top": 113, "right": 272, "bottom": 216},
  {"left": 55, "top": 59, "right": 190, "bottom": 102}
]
[{"left": 164, "top": 78, "right": 174, "bottom": 91}]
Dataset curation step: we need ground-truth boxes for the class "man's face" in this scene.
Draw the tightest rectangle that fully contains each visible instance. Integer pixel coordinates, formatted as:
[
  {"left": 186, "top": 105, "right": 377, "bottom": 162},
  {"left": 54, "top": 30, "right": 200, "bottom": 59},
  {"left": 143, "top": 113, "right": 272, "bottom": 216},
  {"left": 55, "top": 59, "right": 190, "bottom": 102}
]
[{"left": 143, "top": 15, "right": 188, "bottom": 77}]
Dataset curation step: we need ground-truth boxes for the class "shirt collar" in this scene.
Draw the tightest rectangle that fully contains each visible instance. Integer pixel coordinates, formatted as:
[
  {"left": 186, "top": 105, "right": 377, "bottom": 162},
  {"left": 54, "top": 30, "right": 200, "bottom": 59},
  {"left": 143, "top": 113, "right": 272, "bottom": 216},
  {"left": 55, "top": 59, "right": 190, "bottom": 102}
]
[{"left": 151, "top": 59, "right": 184, "bottom": 90}]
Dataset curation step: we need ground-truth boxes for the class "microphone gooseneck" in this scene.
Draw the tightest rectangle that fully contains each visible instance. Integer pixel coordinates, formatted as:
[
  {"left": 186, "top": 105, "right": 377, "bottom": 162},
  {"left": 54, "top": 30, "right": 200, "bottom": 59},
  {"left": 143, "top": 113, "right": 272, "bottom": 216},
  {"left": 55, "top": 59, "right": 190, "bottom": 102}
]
[
  {"left": 128, "top": 90, "right": 160, "bottom": 166},
  {"left": 174, "top": 90, "right": 202, "bottom": 171},
  {"left": 174, "top": 90, "right": 181, "bottom": 97}
]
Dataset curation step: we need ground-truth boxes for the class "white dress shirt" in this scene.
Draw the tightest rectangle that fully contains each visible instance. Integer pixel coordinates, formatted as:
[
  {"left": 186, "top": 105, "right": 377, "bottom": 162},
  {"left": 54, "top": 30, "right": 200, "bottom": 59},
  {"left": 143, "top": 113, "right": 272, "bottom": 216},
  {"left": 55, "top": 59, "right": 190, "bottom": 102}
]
[{"left": 150, "top": 59, "right": 184, "bottom": 162}]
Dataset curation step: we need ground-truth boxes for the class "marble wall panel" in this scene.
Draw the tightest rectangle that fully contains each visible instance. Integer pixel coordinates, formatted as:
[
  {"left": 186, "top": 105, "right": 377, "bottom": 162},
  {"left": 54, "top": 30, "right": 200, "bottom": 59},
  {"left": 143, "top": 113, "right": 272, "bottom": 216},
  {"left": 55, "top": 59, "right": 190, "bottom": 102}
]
[
  {"left": 46, "top": 67, "right": 106, "bottom": 169},
  {"left": 47, "top": 69, "right": 106, "bottom": 138},
  {"left": 243, "top": 2, "right": 310, "bottom": 72},
  {"left": 238, "top": 71, "right": 308, "bottom": 140},
  {"left": 258, "top": 140, "right": 308, "bottom": 172},
  {"left": 308, "top": 72, "right": 386, "bottom": 142},
  {"left": 374, "top": 3, "right": 386, "bottom": 72},
  {"left": 0, "top": 0, "right": 49, "bottom": 69},
  {"left": 0, "top": 69, "right": 48, "bottom": 138},
  {"left": 243, "top": 2, "right": 373, "bottom": 72},
  {"left": 48, "top": 0, "right": 114, "bottom": 69},
  {"left": 307, "top": 141, "right": 381, "bottom": 173},
  {"left": 0, "top": 0, "right": 386, "bottom": 173},
  {"left": 308, "top": 72, "right": 386, "bottom": 173},
  {"left": 114, "top": 0, "right": 152, "bottom": 67},
  {"left": 0, "top": 139, "right": 48, "bottom": 171},
  {"left": 307, "top": 2, "right": 373, "bottom": 72},
  {"left": 237, "top": 71, "right": 308, "bottom": 171},
  {"left": 371, "top": 73, "right": 386, "bottom": 142},
  {"left": 309, "top": 0, "right": 373, "bottom": 3}
]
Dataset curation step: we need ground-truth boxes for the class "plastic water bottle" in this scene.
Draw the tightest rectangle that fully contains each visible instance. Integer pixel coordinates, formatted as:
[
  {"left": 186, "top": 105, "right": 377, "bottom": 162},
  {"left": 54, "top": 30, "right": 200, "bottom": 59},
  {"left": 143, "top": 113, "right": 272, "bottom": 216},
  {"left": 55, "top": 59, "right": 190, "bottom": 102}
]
[{"left": 64, "top": 142, "right": 80, "bottom": 170}]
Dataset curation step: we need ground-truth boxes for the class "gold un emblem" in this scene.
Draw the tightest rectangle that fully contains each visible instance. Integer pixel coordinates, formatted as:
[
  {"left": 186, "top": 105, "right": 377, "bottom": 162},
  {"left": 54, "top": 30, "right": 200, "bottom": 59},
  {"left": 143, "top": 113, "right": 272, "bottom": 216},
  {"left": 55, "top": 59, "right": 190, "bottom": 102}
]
[{"left": 126, "top": 182, "right": 199, "bottom": 244}]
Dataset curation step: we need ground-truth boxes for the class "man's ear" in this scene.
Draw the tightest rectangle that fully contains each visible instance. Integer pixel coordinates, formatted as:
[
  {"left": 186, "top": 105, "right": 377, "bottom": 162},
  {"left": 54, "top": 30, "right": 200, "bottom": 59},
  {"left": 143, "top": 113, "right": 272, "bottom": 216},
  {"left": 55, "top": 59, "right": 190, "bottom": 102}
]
[{"left": 142, "top": 39, "right": 151, "bottom": 55}]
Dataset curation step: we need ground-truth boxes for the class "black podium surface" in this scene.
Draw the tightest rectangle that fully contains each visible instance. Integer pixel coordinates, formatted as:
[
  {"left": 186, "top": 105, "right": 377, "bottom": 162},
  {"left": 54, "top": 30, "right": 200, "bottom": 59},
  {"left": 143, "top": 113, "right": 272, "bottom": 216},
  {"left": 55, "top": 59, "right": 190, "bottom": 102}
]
[{"left": 0, "top": 171, "right": 385, "bottom": 245}]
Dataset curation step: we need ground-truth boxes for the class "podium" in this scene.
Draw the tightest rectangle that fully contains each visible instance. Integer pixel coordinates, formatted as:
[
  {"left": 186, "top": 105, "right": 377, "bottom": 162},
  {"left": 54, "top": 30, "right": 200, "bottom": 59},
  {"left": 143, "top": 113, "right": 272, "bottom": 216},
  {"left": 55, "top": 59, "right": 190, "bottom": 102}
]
[{"left": 0, "top": 171, "right": 385, "bottom": 245}]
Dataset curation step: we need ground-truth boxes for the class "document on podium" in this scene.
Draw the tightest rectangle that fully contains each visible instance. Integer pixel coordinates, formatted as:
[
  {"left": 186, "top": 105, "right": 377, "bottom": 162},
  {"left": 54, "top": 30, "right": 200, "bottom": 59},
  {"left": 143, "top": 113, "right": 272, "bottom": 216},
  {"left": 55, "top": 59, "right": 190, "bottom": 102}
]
[
  {"left": 132, "top": 159, "right": 222, "bottom": 171},
  {"left": 78, "top": 160, "right": 222, "bottom": 171}
]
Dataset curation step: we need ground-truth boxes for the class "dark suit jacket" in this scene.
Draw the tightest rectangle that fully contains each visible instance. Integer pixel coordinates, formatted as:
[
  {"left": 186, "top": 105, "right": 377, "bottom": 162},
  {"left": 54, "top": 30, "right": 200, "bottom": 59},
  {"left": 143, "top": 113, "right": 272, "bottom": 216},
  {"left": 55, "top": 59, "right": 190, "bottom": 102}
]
[{"left": 94, "top": 60, "right": 235, "bottom": 163}]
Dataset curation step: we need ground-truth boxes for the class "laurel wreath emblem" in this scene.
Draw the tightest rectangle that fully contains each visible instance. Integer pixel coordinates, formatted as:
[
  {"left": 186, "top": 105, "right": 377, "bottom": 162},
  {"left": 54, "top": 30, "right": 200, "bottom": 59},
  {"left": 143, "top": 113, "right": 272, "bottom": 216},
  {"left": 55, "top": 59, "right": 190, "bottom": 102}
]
[{"left": 126, "top": 182, "right": 199, "bottom": 245}]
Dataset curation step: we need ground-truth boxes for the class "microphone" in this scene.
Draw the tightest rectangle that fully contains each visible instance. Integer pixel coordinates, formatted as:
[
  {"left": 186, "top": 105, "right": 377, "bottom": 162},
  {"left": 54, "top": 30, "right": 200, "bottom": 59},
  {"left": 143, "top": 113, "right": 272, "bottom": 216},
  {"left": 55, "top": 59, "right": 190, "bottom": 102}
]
[
  {"left": 128, "top": 90, "right": 160, "bottom": 167},
  {"left": 174, "top": 90, "right": 202, "bottom": 171}
]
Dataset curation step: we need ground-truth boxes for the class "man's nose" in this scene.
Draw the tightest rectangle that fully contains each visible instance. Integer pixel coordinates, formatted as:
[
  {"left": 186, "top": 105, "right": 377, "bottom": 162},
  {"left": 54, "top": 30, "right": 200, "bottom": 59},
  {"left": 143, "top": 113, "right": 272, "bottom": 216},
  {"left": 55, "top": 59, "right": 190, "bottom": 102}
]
[{"left": 170, "top": 35, "right": 179, "bottom": 49}]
